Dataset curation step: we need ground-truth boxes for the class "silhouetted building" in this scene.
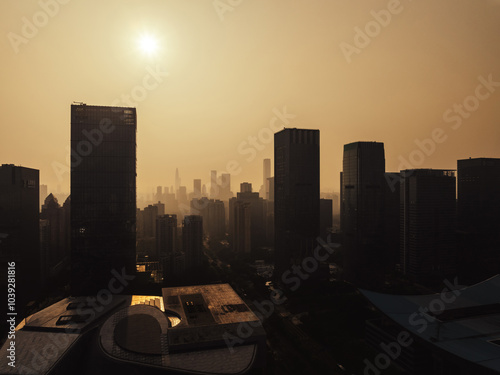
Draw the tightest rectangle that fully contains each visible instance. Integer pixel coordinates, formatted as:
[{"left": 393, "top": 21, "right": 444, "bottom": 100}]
[
  {"left": 144, "top": 204, "right": 159, "bottom": 238},
  {"left": 229, "top": 183, "right": 267, "bottom": 252},
  {"left": 39, "top": 184, "right": 48, "bottom": 211},
  {"left": 341, "top": 142, "right": 385, "bottom": 286},
  {"left": 457, "top": 157, "right": 500, "bottom": 283},
  {"left": 210, "top": 170, "right": 218, "bottom": 198},
  {"left": 274, "top": 128, "right": 320, "bottom": 278},
  {"left": 193, "top": 179, "right": 202, "bottom": 198},
  {"left": 0, "top": 164, "right": 40, "bottom": 306},
  {"left": 320, "top": 198, "right": 333, "bottom": 238},
  {"left": 267, "top": 177, "right": 274, "bottom": 201},
  {"left": 183, "top": 215, "right": 203, "bottom": 269},
  {"left": 70, "top": 104, "right": 136, "bottom": 295},
  {"left": 40, "top": 193, "right": 70, "bottom": 280},
  {"left": 260, "top": 158, "right": 271, "bottom": 198},
  {"left": 157, "top": 214, "right": 178, "bottom": 282},
  {"left": 190, "top": 198, "right": 225, "bottom": 240},
  {"left": 384, "top": 172, "right": 401, "bottom": 273},
  {"left": 400, "top": 169, "right": 457, "bottom": 285},
  {"left": 220, "top": 173, "right": 231, "bottom": 200},
  {"left": 154, "top": 201, "right": 165, "bottom": 216}
]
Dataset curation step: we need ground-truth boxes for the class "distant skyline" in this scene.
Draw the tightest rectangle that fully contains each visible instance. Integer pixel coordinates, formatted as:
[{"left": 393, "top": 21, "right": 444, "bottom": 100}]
[{"left": 2, "top": 0, "right": 500, "bottom": 194}]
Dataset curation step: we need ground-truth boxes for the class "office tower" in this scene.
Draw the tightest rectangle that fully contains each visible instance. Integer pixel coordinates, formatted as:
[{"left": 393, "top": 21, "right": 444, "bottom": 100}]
[
  {"left": 178, "top": 186, "right": 188, "bottom": 203},
  {"left": 175, "top": 168, "right": 180, "bottom": 196},
  {"left": 274, "top": 128, "right": 320, "bottom": 278},
  {"left": 232, "top": 201, "right": 252, "bottom": 253},
  {"left": 457, "top": 158, "right": 500, "bottom": 282},
  {"left": 262, "top": 159, "right": 271, "bottom": 198},
  {"left": 190, "top": 198, "right": 226, "bottom": 240},
  {"left": 183, "top": 215, "right": 203, "bottom": 269},
  {"left": 40, "top": 184, "right": 48, "bottom": 211},
  {"left": 331, "top": 192, "right": 340, "bottom": 229},
  {"left": 143, "top": 204, "right": 159, "bottom": 238},
  {"left": 267, "top": 177, "right": 274, "bottom": 201},
  {"left": 156, "top": 214, "right": 177, "bottom": 281},
  {"left": 229, "top": 184, "right": 267, "bottom": 252},
  {"left": 400, "top": 169, "right": 457, "bottom": 285},
  {"left": 220, "top": 173, "right": 231, "bottom": 200},
  {"left": 40, "top": 194, "right": 69, "bottom": 274},
  {"left": 320, "top": 198, "right": 333, "bottom": 238},
  {"left": 240, "top": 182, "right": 252, "bottom": 193},
  {"left": 154, "top": 201, "right": 165, "bottom": 216},
  {"left": 0, "top": 164, "right": 40, "bottom": 305},
  {"left": 193, "top": 179, "right": 202, "bottom": 198},
  {"left": 136, "top": 208, "right": 145, "bottom": 238},
  {"left": 341, "top": 142, "right": 385, "bottom": 285},
  {"left": 206, "top": 199, "right": 226, "bottom": 240},
  {"left": 156, "top": 186, "right": 162, "bottom": 201},
  {"left": 384, "top": 172, "right": 401, "bottom": 273},
  {"left": 210, "top": 170, "right": 218, "bottom": 198},
  {"left": 71, "top": 104, "right": 136, "bottom": 295}
]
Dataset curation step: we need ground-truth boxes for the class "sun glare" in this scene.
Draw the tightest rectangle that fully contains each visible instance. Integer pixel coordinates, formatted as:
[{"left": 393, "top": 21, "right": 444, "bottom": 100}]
[{"left": 139, "top": 35, "right": 158, "bottom": 55}]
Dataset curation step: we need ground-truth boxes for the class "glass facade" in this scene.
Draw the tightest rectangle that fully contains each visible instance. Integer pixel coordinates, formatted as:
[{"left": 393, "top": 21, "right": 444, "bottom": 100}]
[{"left": 70, "top": 104, "right": 136, "bottom": 295}]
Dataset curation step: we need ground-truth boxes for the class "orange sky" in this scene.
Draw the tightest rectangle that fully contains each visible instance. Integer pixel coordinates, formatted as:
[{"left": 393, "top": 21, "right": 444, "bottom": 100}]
[{"left": 1, "top": 0, "right": 500, "bottom": 196}]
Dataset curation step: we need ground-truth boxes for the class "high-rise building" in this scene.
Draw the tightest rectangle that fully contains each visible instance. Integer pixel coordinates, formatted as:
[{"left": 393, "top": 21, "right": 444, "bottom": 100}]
[
  {"left": 154, "top": 201, "right": 165, "bottom": 216},
  {"left": 261, "top": 159, "right": 271, "bottom": 199},
  {"left": 220, "top": 173, "right": 231, "bottom": 200},
  {"left": 229, "top": 183, "right": 267, "bottom": 252},
  {"left": 0, "top": 164, "right": 40, "bottom": 305},
  {"left": 274, "top": 128, "right": 320, "bottom": 278},
  {"left": 183, "top": 215, "right": 203, "bottom": 269},
  {"left": 175, "top": 168, "right": 181, "bottom": 197},
  {"left": 341, "top": 141, "right": 385, "bottom": 285},
  {"left": 457, "top": 158, "right": 500, "bottom": 283},
  {"left": 39, "top": 184, "right": 48, "bottom": 211},
  {"left": 267, "top": 177, "right": 274, "bottom": 201},
  {"left": 190, "top": 198, "right": 225, "bottom": 240},
  {"left": 156, "top": 214, "right": 177, "bottom": 281},
  {"left": 210, "top": 170, "right": 218, "bottom": 198},
  {"left": 143, "top": 204, "right": 159, "bottom": 238},
  {"left": 320, "top": 198, "right": 333, "bottom": 238},
  {"left": 70, "top": 104, "right": 136, "bottom": 295},
  {"left": 193, "top": 179, "right": 202, "bottom": 198},
  {"left": 400, "top": 169, "right": 457, "bottom": 284}
]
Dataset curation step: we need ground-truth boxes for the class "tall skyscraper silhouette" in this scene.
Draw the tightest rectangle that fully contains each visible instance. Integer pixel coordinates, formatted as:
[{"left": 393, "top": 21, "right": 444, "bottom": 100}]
[
  {"left": 70, "top": 104, "right": 136, "bottom": 295},
  {"left": 261, "top": 158, "right": 271, "bottom": 198},
  {"left": 341, "top": 142, "right": 385, "bottom": 285},
  {"left": 183, "top": 215, "right": 203, "bottom": 269},
  {"left": 0, "top": 164, "right": 40, "bottom": 305},
  {"left": 457, "top": 158, "right": 500, "bottom": 283},
  {"left": 193, "top": 179, "right": 202, "bottom": 198},
  {"left": 400, "top": 169, "right": 456, "bottom": 285},
  {"left": 274, "top": 128, "right": 320, "bottom": 279},
  {"left": 156, "top": 214, "right": 177, "bottom": 281}
]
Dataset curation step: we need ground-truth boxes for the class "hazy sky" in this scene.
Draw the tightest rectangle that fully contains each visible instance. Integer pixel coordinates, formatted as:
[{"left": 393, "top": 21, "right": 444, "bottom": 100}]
[{"left": 1, "top": 0, "right": 500, "bottom": 195}]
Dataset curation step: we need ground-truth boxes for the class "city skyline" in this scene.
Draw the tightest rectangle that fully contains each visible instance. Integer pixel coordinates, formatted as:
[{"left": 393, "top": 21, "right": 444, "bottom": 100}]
[{"left": 2, "top": 0, "right": 500, "bottom": 194}]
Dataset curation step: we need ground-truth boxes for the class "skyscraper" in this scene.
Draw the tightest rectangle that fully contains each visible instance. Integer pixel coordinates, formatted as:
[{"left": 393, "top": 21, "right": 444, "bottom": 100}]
[
  {"left": 70, "top": 104, "right": 136, "bottom": 295},
  {"left": 400, "top": 169, "right": 457, "bottom": 285},
  {"left": 457, "top": 158, "right": 500, "bottom": 282},
  {"left": 261, "top": 158, "right": 271, "bottom": 199},
  {"left": 183, "top": 215, "right": 203, "bottom": 269},
  {"left": 341, "top": 142, "right": 385, "bottom": 285},
  {"left": 156, "top": 214, "right": 177, "bottom": 281},
  {"left": 274, "top": 128, "right": 320, "bottom": 278},
  {"left": 0, "top": 164, "right": 40, "bottom": 306},
  {"left": 193, "top": 179, "right": 202, "bottom": 198}
]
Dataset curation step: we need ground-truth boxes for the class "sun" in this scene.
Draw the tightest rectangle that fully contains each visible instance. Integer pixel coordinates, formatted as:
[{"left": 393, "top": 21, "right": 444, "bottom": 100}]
[{"left": 138, "top": 34, "right": 158, "bottom": 55}]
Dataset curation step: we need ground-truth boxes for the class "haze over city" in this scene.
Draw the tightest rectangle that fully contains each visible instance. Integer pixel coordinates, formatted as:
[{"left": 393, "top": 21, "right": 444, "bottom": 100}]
[{"left": 2, "top": 0, "right": 500, "bottom": 196}]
